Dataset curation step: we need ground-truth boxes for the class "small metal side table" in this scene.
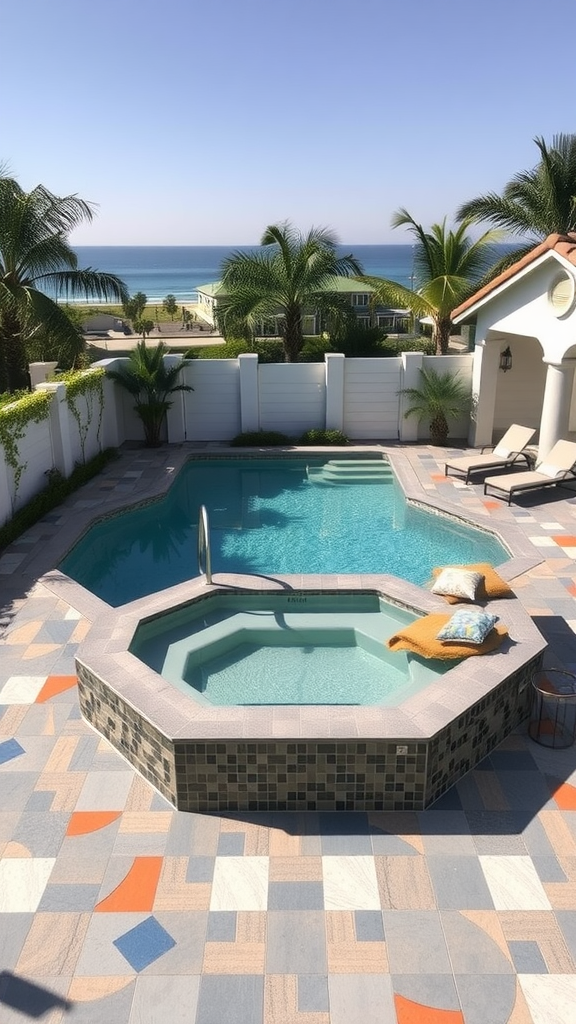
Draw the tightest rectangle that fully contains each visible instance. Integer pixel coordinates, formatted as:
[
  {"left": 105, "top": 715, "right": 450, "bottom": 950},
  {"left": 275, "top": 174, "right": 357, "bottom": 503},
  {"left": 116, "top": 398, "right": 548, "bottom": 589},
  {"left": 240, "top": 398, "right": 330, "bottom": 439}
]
[{"left": 529, "top": 669, "right": 576, "bottom": 749}]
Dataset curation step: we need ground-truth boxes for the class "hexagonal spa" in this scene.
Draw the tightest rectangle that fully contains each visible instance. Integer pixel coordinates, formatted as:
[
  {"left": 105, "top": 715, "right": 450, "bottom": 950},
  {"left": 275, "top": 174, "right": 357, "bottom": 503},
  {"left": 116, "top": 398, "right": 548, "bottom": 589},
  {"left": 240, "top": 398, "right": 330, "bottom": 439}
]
[{"left": 75, "top": 574, "right": 546, "bottom": 813}]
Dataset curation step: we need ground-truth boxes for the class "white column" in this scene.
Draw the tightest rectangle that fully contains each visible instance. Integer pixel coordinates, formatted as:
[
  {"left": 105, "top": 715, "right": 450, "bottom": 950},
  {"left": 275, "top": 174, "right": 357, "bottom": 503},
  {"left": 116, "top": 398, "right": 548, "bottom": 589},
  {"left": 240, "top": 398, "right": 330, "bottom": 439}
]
[
  {"left": 164, "top": 355, "right": 187, "bottom": 443},
  {"left": 238, "top": 354, "right": 259, "bottom": 433},
  {"left": 468, "top": 340, "right": 499, "bottom": 446},
  {"left": 538, "top": 360, "right": 576, "bottom": 459},
  {"left": 325, "top": 353, "right": 345, "bottom": 431},
  {"left": 398, "top": 351, "right": 423, "bottom": 442}
]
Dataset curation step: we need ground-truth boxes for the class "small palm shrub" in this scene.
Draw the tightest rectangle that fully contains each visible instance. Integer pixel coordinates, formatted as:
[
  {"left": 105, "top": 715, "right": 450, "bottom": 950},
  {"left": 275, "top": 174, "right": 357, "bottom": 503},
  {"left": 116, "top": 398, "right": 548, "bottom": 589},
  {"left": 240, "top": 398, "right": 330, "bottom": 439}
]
[
  {"left": 399, "top": 367, "right": 470, "bottom": 445},
  {"left": 230, "top": 430, "right": 292, "bottom": 447},
  {"left": 107, "top": 341, "right": 192, "bottom": 447},
  {"left": 298, "top": 429, "right": 349, "bottom": 445}
]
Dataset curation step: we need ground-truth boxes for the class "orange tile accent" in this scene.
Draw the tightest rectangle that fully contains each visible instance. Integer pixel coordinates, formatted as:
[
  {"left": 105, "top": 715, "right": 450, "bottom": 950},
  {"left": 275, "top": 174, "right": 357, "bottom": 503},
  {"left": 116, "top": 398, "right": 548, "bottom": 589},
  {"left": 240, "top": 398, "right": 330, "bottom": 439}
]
[
  {"left": 394, "top": 994, "right": 464, "bottom": 1024},
  {"left": 567, "top": 583, "right": 576, "bottom": 597},
  {"left": 36, "top": 675, "right": 77, "bottom": 703},
  {"left": 95, "top": 857, "right": 162, "bottom": 912},
  {"left": 549, "top": 779, "right": 576, "bottom": 810},
  {"left": 483, "top": 501, "right": 502, "bottom": 511},
  {"left": 553, "top": 535, "right": 576, "bottom": 546},
  {"left": 66, "top": 811, "right": 122, "bottom": 836},
  {"left": 431, "top": 474, "right": 449, "bottom": 481}
]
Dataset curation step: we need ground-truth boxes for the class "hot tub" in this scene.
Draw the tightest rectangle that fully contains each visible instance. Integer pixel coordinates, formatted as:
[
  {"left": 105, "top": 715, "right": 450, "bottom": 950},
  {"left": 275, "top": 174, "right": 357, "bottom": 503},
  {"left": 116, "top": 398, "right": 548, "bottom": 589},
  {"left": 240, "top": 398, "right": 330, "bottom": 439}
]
[
  {"left": 75, "top": 573, "right": 546, "bottom": 813},
  {"left": 129, "top": 592, "right": 449, "bottom": 707}
]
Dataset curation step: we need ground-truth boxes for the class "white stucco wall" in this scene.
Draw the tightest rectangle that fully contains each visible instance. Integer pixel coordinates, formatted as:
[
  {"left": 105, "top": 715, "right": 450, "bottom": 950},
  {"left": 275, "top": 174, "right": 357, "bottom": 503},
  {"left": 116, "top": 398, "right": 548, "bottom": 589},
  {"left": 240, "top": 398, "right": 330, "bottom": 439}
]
[
  {"left": 473, "top": 255, "right": 576, "bottom": 364},
  {"left": 258, "top": 363, "right": 325, "bottom": 435},
  {"left": 491, "top": 336, "right": 546, "bottom": 436},
  {"left": 343, "top": 358, "right": 402, "bottom": 439}
]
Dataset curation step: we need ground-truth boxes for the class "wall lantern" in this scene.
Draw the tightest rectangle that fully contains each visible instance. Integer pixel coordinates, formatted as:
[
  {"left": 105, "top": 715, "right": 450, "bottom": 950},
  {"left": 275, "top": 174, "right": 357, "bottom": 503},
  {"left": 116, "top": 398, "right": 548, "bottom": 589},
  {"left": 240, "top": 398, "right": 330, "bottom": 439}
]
[{"left": 499, "top": 346, "right": 513, "bottom": 372}]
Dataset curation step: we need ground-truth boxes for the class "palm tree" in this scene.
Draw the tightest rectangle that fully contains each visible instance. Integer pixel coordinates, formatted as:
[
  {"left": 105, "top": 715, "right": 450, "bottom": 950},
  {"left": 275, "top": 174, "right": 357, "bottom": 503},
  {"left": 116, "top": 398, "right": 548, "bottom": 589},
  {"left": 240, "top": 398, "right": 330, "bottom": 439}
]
[
  {"left": 107, "top": 340, "right": 192, "bottom": 447},
  {"left": 457, "top": 134, "right": 576, "bottom": 268},
  {"left": 217, "top": 222, "right": 364, "bottom": 362},
  {"left": 0, "top": 175, "right": 128, "bottom": 392},
  {"left": 357, "top": 210, "right": 501, "bottom": 354},
  {"left": 399, "top": 366, "right": 470, "bottom": 445}
]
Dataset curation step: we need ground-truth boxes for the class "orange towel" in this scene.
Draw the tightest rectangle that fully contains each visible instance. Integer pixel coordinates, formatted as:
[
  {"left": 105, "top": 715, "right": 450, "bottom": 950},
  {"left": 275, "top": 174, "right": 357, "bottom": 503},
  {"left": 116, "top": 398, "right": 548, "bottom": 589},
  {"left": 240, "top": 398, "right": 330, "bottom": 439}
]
[
  {"left": 386, "top": 613, "right": 508, "bottom": 660},
  {"left": 432, "top": 563, "right": 514, "bottom": 604}
]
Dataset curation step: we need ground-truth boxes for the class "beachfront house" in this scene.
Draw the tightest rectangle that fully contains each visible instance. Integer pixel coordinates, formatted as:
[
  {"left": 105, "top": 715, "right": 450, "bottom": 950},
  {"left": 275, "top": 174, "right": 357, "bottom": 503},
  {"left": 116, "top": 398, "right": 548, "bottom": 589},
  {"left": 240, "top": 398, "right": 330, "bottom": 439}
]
[
  {"left": 195, "top": 278, "right": 411, "bottom": 334},
  {"left": 452, "top": 233, "right": 576, "bottom": 459}
]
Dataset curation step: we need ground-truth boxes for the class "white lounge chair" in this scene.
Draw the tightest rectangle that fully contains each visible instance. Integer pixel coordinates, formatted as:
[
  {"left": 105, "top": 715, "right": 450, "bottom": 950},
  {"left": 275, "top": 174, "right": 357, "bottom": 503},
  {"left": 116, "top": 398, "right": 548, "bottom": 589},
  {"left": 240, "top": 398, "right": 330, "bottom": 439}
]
[
  {"left": 483, "top": 439, "right": 576, "bottom": 505},
  {"left": 444, "top": 424, "right": 536, "bottom": 484}
]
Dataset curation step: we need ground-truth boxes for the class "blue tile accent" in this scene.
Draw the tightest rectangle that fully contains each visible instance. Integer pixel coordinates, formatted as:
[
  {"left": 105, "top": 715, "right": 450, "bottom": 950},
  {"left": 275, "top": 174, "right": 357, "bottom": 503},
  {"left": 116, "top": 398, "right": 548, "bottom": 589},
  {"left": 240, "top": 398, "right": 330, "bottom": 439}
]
[
  {"left": 186, "top": 856, "right": 215, "bottom": 883},
  {"left": 268, "top": 882, "right": 324, "bottom": 910},
  {"left": 216, "top": 833, "right": 245, "bottom": 856},
  {"left": 196, "top": 975, "right": 264, "bottom": 1024},
  {"left": 206, "top": 911, "right": 237, "bottom": 941},
  {"left": 298, "top": 975, "right": 329, "bottom": 1012},
  {"left": 508, "top": 940, "right": 548, "bottom": 973},
  {"left": 0, "top": 739, "right": 25, "bottom": 765},
  {"left": 113, "top": 915, "right": 176, "bottom": 972},
  {"left": 355, "top": 910, "right": 385, "bottom": 941}
]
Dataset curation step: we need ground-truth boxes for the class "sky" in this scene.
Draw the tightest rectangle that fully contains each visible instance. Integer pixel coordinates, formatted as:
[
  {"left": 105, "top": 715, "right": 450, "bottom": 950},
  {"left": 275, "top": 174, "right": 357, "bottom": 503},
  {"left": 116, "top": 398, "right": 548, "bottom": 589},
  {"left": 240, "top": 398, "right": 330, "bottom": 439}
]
[{"left": 3, "top": 0, "right": 576, "bottom": 246}]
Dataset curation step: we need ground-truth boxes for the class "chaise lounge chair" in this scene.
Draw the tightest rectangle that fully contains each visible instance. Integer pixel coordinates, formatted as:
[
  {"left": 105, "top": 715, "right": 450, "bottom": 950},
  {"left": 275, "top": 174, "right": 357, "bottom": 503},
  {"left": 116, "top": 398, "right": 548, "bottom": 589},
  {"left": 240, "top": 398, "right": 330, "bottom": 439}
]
[
  {"left": 483, "top": 439, "right": 576, "bottom": 505},
  {"left": 444, "top": 424, "right": 536, "bottom": 484}
]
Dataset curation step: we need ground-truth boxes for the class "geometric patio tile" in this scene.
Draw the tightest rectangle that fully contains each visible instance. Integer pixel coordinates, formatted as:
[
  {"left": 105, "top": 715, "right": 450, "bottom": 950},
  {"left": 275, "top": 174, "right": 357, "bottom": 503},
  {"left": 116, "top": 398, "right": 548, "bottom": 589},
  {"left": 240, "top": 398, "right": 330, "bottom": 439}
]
[
  {"left": 0, "top": 676, "right": 46, "bottom": 704},
  {"left": 0, "top": 738, "right": 25, "bottom": 765},
  {"left": 0, "top": 858, "right": 55, "bottom": 911},
  {"left": 113, "top": 915, "right": 176, "bottom": 972}
]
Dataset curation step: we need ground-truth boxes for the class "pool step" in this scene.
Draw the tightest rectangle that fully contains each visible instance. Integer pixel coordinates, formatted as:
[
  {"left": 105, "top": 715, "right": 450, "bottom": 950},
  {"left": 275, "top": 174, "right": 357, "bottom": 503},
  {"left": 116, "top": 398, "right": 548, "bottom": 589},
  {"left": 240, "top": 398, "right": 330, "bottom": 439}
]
[{"left": 306, "top": 460, "right": 393, "bottom": 485}]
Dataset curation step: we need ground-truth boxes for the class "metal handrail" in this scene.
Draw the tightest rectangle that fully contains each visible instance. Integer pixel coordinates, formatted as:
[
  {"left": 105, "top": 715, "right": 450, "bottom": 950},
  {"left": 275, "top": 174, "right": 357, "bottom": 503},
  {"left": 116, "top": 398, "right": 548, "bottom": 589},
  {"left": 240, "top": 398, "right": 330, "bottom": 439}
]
[{"left": 197, "top": 504, "right": 212, "bottom": 584}]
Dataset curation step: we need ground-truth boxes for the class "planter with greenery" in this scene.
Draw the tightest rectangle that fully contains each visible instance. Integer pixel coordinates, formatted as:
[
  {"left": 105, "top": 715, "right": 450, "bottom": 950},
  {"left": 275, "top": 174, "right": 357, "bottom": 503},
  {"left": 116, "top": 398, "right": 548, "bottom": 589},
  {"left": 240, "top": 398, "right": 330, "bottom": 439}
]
[
  {"left": 399, "top": 367, "right": 470, "bottom": 445},
  {"left": 106, "top": 341, "right": 192, "bottom": 447}
]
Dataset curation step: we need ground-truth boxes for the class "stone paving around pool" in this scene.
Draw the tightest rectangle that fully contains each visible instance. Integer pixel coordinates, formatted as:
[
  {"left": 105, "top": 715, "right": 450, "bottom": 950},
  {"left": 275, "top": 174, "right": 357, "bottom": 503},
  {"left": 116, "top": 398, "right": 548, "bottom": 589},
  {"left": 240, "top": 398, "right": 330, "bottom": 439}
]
[{"left": 1, "top": 442, "right": 576, "bottom": 1023}]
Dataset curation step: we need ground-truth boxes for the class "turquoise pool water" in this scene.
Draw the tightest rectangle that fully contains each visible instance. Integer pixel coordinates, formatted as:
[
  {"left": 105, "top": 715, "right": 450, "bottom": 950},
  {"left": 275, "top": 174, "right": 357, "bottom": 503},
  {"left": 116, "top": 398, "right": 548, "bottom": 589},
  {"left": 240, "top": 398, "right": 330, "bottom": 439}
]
[
  {"left": 130, "top": 592, "right": 449, "bottom": 706},
  {"left": 61, "top": 457, "right": 507, "bottom": 607}
]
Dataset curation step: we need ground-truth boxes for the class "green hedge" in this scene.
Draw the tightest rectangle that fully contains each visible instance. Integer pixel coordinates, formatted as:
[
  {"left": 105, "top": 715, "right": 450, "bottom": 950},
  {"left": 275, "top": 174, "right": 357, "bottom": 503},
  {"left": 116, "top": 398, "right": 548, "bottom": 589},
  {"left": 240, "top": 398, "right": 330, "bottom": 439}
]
[{"left": 0, "top": 448, "right": 119, "bottom": 552}]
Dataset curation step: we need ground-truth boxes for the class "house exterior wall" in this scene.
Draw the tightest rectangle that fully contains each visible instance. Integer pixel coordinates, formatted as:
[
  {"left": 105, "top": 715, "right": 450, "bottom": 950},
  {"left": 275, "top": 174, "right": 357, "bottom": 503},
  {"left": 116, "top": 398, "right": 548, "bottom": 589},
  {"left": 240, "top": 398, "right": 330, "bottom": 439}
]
[{"left": 492, "top": 337, "right": 546, "bottom": 435}]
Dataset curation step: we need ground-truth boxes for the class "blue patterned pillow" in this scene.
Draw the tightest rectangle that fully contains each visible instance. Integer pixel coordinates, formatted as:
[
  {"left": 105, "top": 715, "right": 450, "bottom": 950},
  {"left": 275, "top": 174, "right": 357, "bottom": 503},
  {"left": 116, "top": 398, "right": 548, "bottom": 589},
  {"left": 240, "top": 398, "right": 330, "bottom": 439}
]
[{"left": 436, "top": 609, "right": 498, "bottom": 645}]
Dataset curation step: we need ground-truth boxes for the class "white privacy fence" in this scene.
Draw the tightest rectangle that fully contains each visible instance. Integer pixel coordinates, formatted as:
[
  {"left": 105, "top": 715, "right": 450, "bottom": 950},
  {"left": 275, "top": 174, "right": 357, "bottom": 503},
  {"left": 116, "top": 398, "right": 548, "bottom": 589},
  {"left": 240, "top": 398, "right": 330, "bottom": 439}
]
[{"left": 0, "top": 352, "right": 473, "bottom": 525}]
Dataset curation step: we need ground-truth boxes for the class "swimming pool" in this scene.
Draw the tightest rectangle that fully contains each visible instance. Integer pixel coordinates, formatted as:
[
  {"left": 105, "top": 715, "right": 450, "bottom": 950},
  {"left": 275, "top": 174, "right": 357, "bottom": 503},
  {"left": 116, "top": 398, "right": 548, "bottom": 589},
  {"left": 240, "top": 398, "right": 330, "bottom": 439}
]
[
  {"left": 130, "top": 592, "right": 449, "bottom": 706},
  {"left": 61, "top": 457, "right": 507, "bottom": 606}
]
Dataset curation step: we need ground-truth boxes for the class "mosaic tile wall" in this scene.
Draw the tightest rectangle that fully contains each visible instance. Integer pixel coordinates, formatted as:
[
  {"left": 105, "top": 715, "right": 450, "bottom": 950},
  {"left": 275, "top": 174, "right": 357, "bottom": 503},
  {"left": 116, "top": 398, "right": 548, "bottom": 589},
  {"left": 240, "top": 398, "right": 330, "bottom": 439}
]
[
  {"left": 425, "top": 655, "right": 542, "bottom": 806},
  {"left": 77, "top": 657, "right": 541, "bottom": 813}
]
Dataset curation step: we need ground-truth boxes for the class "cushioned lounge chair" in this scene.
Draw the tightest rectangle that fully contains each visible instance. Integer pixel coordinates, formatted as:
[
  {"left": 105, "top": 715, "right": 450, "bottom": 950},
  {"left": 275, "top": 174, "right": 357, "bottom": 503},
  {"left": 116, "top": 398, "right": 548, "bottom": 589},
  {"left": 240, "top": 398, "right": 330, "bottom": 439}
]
[
  {"left": 444, "top": 424, "right": 536, "bottom": 484},
  {"left": 483, "top": 439, "right": 576, "bottom": 505}
]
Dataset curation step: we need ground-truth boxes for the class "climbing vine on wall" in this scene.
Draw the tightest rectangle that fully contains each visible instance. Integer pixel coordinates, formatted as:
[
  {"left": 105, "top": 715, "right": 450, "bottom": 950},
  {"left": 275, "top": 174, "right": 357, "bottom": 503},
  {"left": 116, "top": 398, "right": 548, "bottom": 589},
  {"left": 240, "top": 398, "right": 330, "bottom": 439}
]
[
  {"left": 58, "top": 368, "right": 105, "bottom": 464},
  {"left": 0, "top": 390, "right": 53, "bottom": 509}
]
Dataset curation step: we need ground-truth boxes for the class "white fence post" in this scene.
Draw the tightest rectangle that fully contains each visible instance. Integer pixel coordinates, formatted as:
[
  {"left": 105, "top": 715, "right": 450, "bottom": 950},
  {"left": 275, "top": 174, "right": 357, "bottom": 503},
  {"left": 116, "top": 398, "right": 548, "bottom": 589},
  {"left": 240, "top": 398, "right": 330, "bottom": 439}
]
[
  {"left": 238, "top": 354, "right": 259, "bottom": 433},
  {"left": 398, "top": 352, "right": 424, "bottom": 442},
  {"left": 164, "top": 355, "right": 187, "bottom": 443},
  {"left": 36, "top": 382, "right": 75, "bottom": 477},
  {"left": 325, "top": 353, "right": 345, "bottom": 431}
]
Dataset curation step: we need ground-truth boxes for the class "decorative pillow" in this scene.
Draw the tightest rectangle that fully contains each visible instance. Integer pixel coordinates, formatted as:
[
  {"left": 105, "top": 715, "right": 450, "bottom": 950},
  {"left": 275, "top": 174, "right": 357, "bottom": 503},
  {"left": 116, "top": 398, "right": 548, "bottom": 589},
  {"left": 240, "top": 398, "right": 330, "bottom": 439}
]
[
  {"left": 436, "top": 610, "right": 498, "bottom": 645},
  {"left": 386, "top": 613, "right": 508, "bottom": 660},
  {"left": 431, "top": 568, "right": 484, "bottom": 602},
  {"left": 537, "top": 462, "right": 562, "bottom": 479},
  {"left": 432, "top": 563, "right": 514, "bottom": 603},
  {"left": 493, "top": 444, "right": 511, "bottom": 458}
]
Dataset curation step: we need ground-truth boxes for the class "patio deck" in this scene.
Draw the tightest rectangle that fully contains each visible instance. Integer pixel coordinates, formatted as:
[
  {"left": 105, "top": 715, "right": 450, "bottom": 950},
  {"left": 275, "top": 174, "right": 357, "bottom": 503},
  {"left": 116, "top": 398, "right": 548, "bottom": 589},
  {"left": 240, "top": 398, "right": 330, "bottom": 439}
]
[{"left": 1, "top": 442, "right": 576, "bottom": 1024}]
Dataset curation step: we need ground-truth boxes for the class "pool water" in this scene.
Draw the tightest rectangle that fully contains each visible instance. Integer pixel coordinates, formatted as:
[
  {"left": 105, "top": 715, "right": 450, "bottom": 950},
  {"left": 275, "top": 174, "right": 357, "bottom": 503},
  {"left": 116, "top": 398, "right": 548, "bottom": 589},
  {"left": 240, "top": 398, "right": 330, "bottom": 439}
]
[
  {"left": 130, "top": 592, "right": 449, "bottom": 706},
  {"left": 61, "top": 457, "right": 507, "bottom": 606}
]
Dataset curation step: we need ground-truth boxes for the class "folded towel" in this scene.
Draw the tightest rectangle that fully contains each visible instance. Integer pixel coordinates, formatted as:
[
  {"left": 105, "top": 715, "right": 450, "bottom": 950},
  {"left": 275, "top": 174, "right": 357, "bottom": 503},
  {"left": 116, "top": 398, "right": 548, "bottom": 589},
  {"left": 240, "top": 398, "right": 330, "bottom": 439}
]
[
  {"left": 432, "top": 563, "right": 514, "bottom": 604},
  {"left": 386, "top": 613, "right": 508, "bottom": 660}
]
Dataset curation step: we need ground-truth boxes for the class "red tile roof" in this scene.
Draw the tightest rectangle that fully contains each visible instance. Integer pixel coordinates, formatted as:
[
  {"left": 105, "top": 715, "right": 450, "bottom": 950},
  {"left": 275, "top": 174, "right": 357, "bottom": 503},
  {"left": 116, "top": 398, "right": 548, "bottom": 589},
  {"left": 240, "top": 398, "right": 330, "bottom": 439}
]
[{"left": 452, "top": 233, "right": 576, "bottom": 320}]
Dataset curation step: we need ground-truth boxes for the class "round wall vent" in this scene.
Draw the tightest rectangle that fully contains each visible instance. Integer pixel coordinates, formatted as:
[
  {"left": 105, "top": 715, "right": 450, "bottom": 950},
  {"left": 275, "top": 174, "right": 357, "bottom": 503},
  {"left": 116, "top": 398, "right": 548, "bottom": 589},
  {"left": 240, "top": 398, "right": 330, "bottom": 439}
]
[{"left": 548, "top": 272, "right": 576, "bottom": 317}]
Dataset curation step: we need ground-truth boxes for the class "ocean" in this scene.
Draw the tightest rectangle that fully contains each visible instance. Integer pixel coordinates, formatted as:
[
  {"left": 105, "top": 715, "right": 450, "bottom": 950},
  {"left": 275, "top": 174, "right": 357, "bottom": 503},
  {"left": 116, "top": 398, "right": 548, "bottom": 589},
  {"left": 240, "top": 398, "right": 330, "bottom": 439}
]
[{"left": 72, "top": 245, "right": 415, "bottom": 304}]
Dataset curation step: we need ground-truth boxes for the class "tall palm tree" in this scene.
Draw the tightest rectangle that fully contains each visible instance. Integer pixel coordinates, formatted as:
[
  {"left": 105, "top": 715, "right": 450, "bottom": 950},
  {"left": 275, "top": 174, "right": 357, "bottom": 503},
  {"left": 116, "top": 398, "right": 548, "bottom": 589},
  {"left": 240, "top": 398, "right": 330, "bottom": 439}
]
[
  {"left": 0, "top": 175, "right": 128, "bottom": 392},
  {"left": 217, "top": 222, "right": 364, "bottom": 362},
  {"left": 457, "top": 134, "right": 576, "bottom": 268},
  {"left": 358, "top": 210, "right": 501, "bottom": 354}
]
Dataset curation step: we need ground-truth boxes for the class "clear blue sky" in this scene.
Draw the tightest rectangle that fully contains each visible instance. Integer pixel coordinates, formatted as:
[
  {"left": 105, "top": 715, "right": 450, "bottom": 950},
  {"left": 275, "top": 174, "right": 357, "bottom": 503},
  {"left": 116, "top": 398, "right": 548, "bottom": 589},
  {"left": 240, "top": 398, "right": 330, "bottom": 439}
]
[{"left": 3, "top": 0, "right": 575, "bottom": 245}]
